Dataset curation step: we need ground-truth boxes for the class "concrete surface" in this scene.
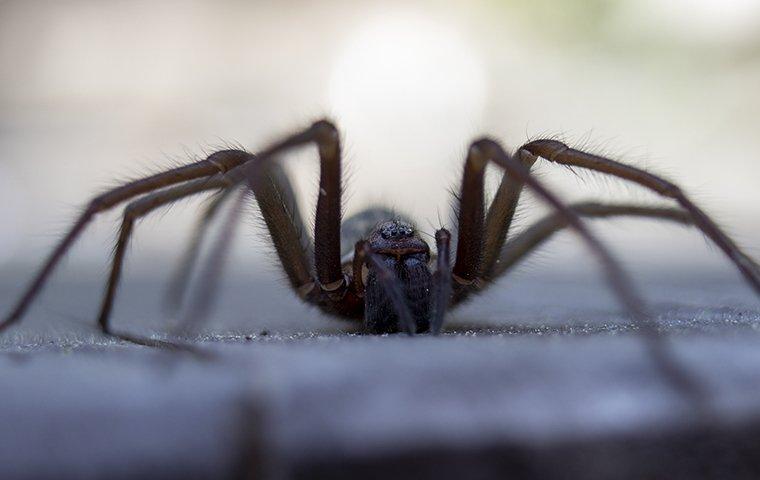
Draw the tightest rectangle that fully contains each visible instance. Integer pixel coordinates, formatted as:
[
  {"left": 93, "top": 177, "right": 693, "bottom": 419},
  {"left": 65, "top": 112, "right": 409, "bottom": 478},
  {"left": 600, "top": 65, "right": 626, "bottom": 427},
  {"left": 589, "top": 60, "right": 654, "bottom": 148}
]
[{"left": 1, "top": 270, "right": 760, "bottom": 479}]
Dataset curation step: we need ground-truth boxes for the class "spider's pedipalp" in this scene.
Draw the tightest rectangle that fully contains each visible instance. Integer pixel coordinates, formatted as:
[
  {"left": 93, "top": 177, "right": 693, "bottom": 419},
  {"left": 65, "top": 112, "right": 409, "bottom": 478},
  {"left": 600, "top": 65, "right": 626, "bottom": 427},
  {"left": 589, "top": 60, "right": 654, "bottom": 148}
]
[{"left": 430, "top": 228, "right": 452, "bottom": 335}]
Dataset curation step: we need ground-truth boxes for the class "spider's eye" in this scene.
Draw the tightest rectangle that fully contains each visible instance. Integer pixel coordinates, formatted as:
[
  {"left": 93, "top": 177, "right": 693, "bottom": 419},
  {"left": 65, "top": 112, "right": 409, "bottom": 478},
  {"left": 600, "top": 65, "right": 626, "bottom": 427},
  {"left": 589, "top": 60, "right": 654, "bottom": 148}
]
[{"left": 379, "top": 221, "right": 414, "bottom": 240}]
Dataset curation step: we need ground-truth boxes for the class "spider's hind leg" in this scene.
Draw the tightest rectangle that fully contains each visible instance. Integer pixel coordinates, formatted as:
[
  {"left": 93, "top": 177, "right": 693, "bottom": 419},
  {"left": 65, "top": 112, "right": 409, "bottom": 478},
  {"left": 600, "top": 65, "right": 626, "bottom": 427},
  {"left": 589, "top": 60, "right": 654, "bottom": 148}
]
[
  {"left": 0, "top": 149, "right": 251, "bottom": 334},
  {"left": 172, "top": 159, "right": 316, "bottom": 334},
  {"left": 163, "top": 185, "right": 240, "bottom": 314},
  {"left": 98, "top": 174, "right": 234, "bottom": 335},
  {"left": 521, "top": 139, "right": 760, "bottom": 296},
  {"left": 491, "top": 202, "right": 693, "bottom": 279}
]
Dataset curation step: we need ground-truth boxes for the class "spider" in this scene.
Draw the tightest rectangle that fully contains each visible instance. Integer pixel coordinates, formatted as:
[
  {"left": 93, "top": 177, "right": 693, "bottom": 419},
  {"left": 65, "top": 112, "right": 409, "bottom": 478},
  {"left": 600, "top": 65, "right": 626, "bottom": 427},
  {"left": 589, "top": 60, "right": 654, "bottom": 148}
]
[{"left": 1, "top": 120, "right": 759, "bottom": 347}]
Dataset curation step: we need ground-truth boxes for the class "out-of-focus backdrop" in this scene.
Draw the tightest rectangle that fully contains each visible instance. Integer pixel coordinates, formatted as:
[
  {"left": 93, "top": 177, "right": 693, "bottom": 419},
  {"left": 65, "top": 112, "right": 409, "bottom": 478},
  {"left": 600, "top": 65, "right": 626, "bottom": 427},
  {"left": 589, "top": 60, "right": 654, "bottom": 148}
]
[{"left": 1, "top": 0, "right": 759, "bottom": 286}]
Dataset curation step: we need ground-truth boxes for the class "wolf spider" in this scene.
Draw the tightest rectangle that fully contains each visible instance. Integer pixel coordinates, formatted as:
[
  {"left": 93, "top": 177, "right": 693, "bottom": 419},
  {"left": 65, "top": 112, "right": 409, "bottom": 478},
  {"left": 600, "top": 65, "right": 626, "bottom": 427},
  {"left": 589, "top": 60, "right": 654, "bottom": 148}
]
[{"left": 1, "top": 120, "right": 759, "bottom": 353}]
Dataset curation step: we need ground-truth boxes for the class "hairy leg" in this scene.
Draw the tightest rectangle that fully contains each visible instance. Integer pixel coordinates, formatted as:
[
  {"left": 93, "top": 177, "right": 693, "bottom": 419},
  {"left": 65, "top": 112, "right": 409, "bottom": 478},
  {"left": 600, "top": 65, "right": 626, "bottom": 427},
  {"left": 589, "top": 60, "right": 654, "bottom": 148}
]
[
  {"left": 105, "top": 117, "right": 345, "bottom": 334},
  {"left": 247, "top": 160, "right": 315, "bottom": 293},
  {"left": 451, "top": 147, "right": 536, "bottom": 295},
  {"left": 491, "top": 202, "right": 691, "bottom": 278},
  {"left": 457, "top": 139, "right": 708, "bottom": 404},
  {"left": 480, "top": 155, "right": 537, "bottom": 280},
  {"left": 175, "top": 160, "right": 320, "bottom": 336},
  {"left": 177, "top": 187, "right": 249, "bottom": 334},
  {"left": 521, "top": 139, "right": 760, "bottom": 295},
  {"left": 98, "top": 174, "right": 234, "bottom": 333},
  {"left": 1, "top": 149, "right": 251, "bottom": 333},
  {"left": 166, "top": 158, "right": 313, "bottom": 318},
  {"left": 249, "top": 120, "right": 344, "bottom": 293},
  {"left": 164, "top": 185, "right": 240, "bottom": 313},
  {"left": 247, "top": 120, "right": 380, "bottom": 322}
]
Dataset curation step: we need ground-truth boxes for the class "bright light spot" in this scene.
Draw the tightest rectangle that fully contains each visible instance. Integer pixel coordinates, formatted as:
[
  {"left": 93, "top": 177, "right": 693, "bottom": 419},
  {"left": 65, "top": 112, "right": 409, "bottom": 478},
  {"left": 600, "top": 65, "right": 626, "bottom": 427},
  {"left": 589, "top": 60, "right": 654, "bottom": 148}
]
[{"left": 328, "top": 12, "right": 488, "bottom": 218}]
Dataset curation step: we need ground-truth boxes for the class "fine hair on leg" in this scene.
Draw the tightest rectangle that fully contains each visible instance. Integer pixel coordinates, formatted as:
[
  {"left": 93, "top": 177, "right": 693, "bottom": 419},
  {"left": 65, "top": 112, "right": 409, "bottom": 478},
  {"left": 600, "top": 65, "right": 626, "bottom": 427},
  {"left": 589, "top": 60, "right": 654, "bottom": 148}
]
[
  {"left": 521, "top": 139, "right": 760, "bottom": 296},
  {"left": 456, "top": 138, "right": 710, "bottom": 408},
  {"left": 0, "top": 149, "right": 252, "bottom": 334},
  {"left": 491, "top": 202, "right": 692, "bottom": 279}
]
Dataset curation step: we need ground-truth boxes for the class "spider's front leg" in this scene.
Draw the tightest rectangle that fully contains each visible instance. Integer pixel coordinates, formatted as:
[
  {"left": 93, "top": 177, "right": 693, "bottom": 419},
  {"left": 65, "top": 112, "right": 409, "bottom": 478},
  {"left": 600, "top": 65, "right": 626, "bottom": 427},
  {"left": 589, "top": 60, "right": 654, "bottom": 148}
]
[
  {"left": 448, "top": 139, "right": 648, "bottom": 326},
  {"left": 246, "top": 121, "right": 344, "bottom": 295},
  {"left": 241, "top": 120, "right": 380, "bottom": 321},
  {"left": 450, "top": 143, "right": 536, "bottom": 298}
]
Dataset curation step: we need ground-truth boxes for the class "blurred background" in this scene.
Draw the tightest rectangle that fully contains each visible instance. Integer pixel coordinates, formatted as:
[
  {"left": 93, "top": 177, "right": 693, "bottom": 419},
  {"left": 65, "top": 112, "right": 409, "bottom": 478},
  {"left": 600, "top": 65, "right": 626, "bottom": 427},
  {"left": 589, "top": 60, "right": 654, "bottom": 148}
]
[{"left": 1, "top": 0, "right": 759, "bottom": 330}]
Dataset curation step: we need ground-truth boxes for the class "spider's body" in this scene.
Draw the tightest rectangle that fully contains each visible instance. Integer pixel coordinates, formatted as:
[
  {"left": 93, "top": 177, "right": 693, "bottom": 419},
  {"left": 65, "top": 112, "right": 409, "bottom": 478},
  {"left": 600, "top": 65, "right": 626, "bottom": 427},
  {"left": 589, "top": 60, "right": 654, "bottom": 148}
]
[
  {"left": 357, "top": 217, "right": 432, "bottom": 333},
  {"left": 1, "top": 119, "right": 759, "bottom": 350}
]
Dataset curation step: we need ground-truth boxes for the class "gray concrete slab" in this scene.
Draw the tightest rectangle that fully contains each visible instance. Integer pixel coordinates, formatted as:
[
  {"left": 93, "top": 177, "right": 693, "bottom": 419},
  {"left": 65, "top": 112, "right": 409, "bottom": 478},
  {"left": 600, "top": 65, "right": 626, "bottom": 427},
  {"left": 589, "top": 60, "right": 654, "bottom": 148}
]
[{"left": 1, "top": 271, "right": 760, "bottom": 479}]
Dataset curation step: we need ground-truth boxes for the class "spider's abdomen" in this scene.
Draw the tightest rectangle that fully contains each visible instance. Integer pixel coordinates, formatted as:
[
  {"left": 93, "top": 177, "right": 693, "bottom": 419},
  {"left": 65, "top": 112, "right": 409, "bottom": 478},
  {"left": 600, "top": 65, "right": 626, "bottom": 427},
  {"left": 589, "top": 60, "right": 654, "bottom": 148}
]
[{"left": 364, "top": 219, "right": 432, "bottom": 333}]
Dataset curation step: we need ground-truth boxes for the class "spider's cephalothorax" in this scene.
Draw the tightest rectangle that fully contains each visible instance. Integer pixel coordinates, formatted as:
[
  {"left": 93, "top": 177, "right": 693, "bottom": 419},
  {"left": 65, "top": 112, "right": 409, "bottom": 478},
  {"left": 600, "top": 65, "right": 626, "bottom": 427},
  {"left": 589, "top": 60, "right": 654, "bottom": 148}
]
[{"left": 364, "top": 219, "right": 432, "bottom": 334}]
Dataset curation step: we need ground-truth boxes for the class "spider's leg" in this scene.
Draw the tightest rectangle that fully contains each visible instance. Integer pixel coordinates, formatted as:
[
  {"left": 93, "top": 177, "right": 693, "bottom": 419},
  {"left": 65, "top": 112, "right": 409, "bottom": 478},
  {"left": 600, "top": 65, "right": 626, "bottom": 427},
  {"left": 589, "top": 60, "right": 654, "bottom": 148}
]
[
  {"left": 164, "top": 185, "right": 239, "bottom": 313},
  {"left": 460, "top": 139, "right": 709, "bottom": 405},
  {"left": 430, "top": 228, "right": 452, "bottom": 334},
  {"left": 169, "top": 119, "right": 356, "bottom": 329},
  {"left": 491, "top": 202, "right": 691, "bottom": 279},
  {"left": 98, "top": 174, "right": 235, "bottom": 333},
  {"left": 0, "top": 149, "right": 251, "bottom": 333},
  {"left": 450, "top": 144, "right": 486, "bottom": 287},
  {"left": 522, "top": 139, "right": 760, "bottom": 296},
  {"left": 455, "top": 140, "right": 648, "bottom": 328},
  {"left": 165, "top": 157, "right": 312, "bottom": 317},
  {"left": 251, "top": 120, "right": 343, "bottom": 290},
  {"left": 176, "top": 187, "right": 248, "bottom": 334},
  {"left": 246, "top": 120, "right": 374, "bottom": 320},
  {"left": 450, "top": 145, "right": 535, "bottom": 299},
  {"left": 247, "top": 159, "right": 316, "bottom": 293},
  {"left": 175, "top": 157, "right": 319, "bottom": 334},
  {"left": 480, "top": 154, "right": 536, "bottom": 280}
]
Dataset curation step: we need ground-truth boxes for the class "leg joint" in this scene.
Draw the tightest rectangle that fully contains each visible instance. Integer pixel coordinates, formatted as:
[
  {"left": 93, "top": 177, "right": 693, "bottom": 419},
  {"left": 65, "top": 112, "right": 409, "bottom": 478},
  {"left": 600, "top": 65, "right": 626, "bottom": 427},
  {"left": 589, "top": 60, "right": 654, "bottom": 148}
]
[
  {"left": 311, "top": 119, "right": 339, "bottom": 140},
  {"left": 207, "top": 149, "right": 250, "bottom": 174},
  {"left": 522, "top": 139, "right": 569, "bottom": 162},
  {"left": 123, "top": 204, "right": 141, "bottom": 221}
]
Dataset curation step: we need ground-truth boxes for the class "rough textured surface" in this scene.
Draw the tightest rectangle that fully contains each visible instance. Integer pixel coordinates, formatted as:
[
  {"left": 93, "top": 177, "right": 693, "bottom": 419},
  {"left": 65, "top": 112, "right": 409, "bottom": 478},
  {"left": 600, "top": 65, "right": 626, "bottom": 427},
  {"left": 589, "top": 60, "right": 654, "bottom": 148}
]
[{"left": 1, "top": 270, "right": 760, "bottom": 479}]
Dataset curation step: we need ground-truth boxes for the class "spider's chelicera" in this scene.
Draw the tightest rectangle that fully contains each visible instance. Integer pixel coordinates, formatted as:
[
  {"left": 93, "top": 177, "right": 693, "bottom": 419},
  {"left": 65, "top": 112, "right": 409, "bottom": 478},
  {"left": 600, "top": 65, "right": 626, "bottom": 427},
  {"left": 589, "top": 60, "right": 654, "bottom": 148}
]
[
  {"left": 1, "top": 119, "right": 759, "bottom": 345},
  {"left": 363, "top": 218, "right": 433, "bottom": 333}
]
